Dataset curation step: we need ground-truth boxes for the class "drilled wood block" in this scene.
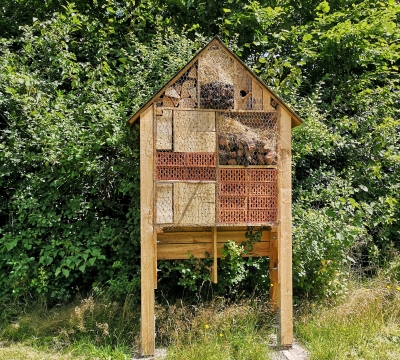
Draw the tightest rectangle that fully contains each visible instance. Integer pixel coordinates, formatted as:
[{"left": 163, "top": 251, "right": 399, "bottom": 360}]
[
  {"left": 174, "top": 182, "right": 215, "bottom": 226},
  {"left": 156, "top": 183, "right": 173, "bottom": 224}
]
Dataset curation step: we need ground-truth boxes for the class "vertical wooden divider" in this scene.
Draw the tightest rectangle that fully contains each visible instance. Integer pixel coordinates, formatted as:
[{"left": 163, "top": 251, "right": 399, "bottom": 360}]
[
  {"left": 278, "top": 107, "right": 293, "bottom": 347},
  {"left": 140, "top": 105, "right": 155, "bottom": 356},
  {"left": 269, "top": 233, "right": 278, "bottom": 309},
  {"left": 212, "top": 227, "right": 218, "bottom": 283}
]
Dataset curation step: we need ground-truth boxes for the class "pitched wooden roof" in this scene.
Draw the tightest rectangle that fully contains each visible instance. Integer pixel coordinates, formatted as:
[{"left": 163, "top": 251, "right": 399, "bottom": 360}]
[{"left": 128, "top": 36, "right": 302, "bottom": 128}]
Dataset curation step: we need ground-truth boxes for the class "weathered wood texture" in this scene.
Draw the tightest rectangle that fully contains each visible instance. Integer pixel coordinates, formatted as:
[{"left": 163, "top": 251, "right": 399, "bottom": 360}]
[
  {"left": 212, "top": 227, "right": 218, "bottom": 283},
  {"left": 234, "top": 63, "right": 252, "bottom": 110},
  {"left": 252, "top": 79, "right": 263, "bottom": 110},
  {"left": 278, "top": 108, "right": 293, "bottom": 346},
  {"left": 269, "top": 233, "right": 278, "bottom": 309},
  {"left": 157, "top": 230, "right": 273, "bottom": 259},
  {"left": 140, "top": 106, "right": 155, "bottom": 356}
]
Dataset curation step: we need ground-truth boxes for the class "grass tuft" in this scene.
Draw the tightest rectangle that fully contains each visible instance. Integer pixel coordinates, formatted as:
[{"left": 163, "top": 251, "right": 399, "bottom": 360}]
[
  {"left": 156, "top": 296, "right": 276, "bottom": 360},
  {"left": 295, "top": 275, "right": 400, "bottom": 360}
]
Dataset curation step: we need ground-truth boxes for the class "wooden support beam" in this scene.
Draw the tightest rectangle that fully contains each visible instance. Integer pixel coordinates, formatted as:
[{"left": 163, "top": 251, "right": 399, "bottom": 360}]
[
  {"left": 140, "top": 106, "right": 155, "bottom": 356},
  {"left": 278, "top": 108, "right": 293, "bottom": 347},
  {"left": 157, "top": 238, "right": 271, "bottom": 259},
  {"left": 269, "top": 233, "right": 278, "bottom": 309},
  {"left": 212, "top": 227, "right": 218, "bottom": 283}
]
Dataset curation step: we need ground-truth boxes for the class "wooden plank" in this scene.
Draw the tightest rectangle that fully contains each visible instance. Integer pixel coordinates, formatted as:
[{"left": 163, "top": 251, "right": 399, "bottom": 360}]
[
  {"left": 155, "top": 183, "right": 173, "bottom": 224},
  {"left": 278, "top": 107, "right": 293, "bottom": 347},
  {"left": 156, "top": 230, "right": 273, "bottom": 244},
  {"left": 212, "top": 227, "right": 218, "bottom": 283},
  {"left": 173, "top": 110, "right": 216, "bottom": 152},
  {"left": 234, "top": 63, "right": 252, "bottom": 110},
  {"left": 156, "top": 110, "right": 172, "bottom": 150},
  {"left": 157, "top": 240, "right": 270, "bottom": 259},
  {"left": 217, "top": 230, "right": 271, "bottom": 243},
  {"left": 158, "top": 243, "right": 213, "bottom": 260},
  {"left": 157, "top": 231, "right": 212, "bottom": 244},
  {"left": 263, "top": 89, "right": 272, "bottom": 111},
  {"left": 174, "top": 183, "right": 215, "bottom": 226},
  {"left": 218, "top": 241, "right": 270, "bottom": 257},
  {"left": 252, "top": 79, "right": 263, "bottom": 110},
  {"left": 140, "top": 105, "right": 155, "bottom": 356}
]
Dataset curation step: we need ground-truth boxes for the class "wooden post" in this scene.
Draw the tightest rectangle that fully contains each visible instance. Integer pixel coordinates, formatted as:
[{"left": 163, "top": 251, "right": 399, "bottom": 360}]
[
  {"left": 277, "top": 108, "right": 293, "bottom": 347},
  {"left": 212, "top": 227, "right": 218, "bottom": 283},
  {"left": 269, "top": 232, "right": 278, "bottom": 309},
  {"left": 140, "top": 105, "right": 155, "bottom": 356}
]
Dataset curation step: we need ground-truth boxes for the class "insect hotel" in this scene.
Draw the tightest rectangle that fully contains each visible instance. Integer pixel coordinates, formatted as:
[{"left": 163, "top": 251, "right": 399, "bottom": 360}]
[{"left": 128, "top": 36, "right": 302, "bottom": 356}]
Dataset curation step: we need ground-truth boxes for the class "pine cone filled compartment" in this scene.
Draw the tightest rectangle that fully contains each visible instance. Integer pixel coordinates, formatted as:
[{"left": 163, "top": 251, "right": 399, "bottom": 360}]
[{"left": 217, "top": 112, "right": 278, "bottom": 166}]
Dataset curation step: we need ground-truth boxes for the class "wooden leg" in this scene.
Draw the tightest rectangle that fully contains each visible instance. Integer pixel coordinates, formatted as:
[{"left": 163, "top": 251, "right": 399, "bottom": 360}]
[
  {"left": 212, "top": 227, "right": 218, "bottom": 283},
  {"left": 269, "top": 233, "right": 278, "bottom": 310},
  {"left": 140, "top": 106, "right": 156, "bottom": 356}
]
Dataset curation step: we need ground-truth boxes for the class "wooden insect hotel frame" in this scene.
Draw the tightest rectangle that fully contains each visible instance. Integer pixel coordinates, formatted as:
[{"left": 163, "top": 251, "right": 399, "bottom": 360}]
[{"left": 128, "top": 36, "right": 302, "bottom": 356}]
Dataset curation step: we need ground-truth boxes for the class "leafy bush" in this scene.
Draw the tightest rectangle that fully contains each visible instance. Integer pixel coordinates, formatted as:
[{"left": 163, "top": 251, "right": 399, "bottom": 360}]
[{"left": 0, "top": 4, "right": 203, "bottom": 301}]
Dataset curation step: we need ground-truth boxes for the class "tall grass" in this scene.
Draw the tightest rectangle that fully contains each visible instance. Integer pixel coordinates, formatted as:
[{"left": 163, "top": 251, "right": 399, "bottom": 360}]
[
  {"left": 0, "top": 292, "right": 139, "bottom": 359},
  {"left": 156, "top": 296, "right": 276, "bottom": 360},
  {"left": 1, "top": 267, "right": 399, "bottom": 359},
  {"left": 296, "top": 275, "right": 400, "bottom": 360}
]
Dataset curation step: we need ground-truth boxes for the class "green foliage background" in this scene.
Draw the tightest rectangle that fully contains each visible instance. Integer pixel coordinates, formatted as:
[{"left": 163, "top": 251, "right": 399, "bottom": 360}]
[{"left": 0, "top": 0, "right": 399, "bottom": 303}]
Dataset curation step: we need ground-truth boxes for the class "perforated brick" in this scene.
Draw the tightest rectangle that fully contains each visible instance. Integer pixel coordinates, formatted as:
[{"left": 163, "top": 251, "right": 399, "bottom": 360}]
[
  {"left": 248, "top": 209, "right": 277, "bottom": 223},
  {"left": 218, "top": 210, "right": 247, "bottom": 224},
  {"left": 156, "top": 167, "right": 186, "bottom": 181},
  {"left": 219, "top": 168, "right": 247, "bottom": 182},
  {"left": 249, "top": 183, "right": 277, "bottom": 196},
  {"left": 219, "top": 196, "right": 247, "bottom": 209},
  {"left": 248, "top": 196, "right": 277, "bottom": 209},
  {"left": 218, "top": 182, "right": 248, "bottom": 196},
  {"left": 248, "top": 168, "right": 277, "bottom": 182},
  {"left": 156, "top": 152, "right": 186, "bottom": 166},
  {"left": 186, "top": 167, "right": 216, "bottom": 181},
  {"left": 185, "top": 153, "right": 216, "bottom": 166}
]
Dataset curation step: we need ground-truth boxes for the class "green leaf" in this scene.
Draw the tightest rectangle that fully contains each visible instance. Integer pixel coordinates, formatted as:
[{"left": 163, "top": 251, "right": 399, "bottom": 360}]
[{"left": 62, "top": 269, "right": 70, "bottom": 277}]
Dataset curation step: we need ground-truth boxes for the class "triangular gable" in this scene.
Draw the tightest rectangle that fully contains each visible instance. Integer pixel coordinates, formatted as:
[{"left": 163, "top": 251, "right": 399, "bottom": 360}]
[{"left": 128, "top": 36, "right": 302, "bottom": 128}]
